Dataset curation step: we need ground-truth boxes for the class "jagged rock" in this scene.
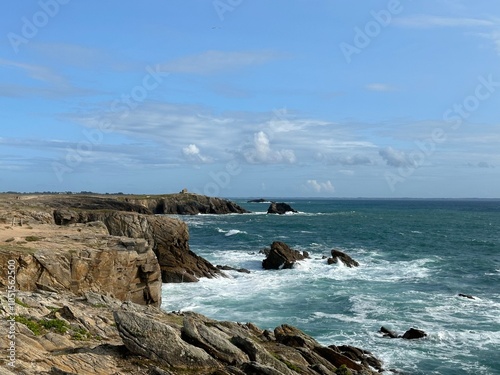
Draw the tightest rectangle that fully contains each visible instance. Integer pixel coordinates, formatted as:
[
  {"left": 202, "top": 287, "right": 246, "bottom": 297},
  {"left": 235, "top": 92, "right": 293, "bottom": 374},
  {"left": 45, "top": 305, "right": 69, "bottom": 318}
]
[
  {"left": 114, "top": 310, "right": 219, "bottom": 370},
  {"left": 327, "top": 250, "right": 359, "bottom": 268},
  {"left": 402, "top": 328, "right": 427, "bottom": 340},
  {"left": 182, "top": 314, "right": 248, "bottom": 365},
  {"left": 267, "top": 202, "right": 297, "bottom": 215},
  {"left": 379, "top": 326, "right": 398, "bottom": 338},
  {"left": 53, "top": 209, "right": 223, "bottom": 283},
  {"left": 262, "top": 242, "right": 308, "bottom": 270},
  {"left": 0, "top": 236, "right": 162, "bottom": 306}
]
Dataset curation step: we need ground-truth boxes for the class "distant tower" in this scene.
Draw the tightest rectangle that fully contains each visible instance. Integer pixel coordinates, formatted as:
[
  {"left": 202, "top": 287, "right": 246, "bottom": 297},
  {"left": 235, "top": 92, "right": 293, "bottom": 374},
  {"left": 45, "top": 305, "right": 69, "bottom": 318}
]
[{"left": 180, "top": 188, "right": 188, "bottom": 194}]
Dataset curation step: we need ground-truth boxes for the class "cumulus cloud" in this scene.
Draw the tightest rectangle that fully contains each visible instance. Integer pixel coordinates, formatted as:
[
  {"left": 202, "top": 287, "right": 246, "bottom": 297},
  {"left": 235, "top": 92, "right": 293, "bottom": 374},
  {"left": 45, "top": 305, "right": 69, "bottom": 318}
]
[
  {"left": 243, "top": 131, "right": 296, "bottom": 164},
  {"left": 306, "top": 180, "right": 335, "bottom": 193},
  {"left": 379, "top": 147, "right": 414, "bottom": 167},
  {"left": 182, "top": 144, "right": 211, "bottom": 163}
]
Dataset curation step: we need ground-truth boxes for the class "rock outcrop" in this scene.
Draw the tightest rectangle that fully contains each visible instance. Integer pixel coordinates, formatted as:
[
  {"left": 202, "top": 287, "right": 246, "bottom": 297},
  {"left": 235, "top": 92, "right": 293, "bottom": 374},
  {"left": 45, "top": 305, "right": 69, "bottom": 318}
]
[
  {"left": 262, "top": 241, "right": 309, "bottom": 270},
  {"left": 53, "top": 209, "right": 222, "bottom": 283},
  {"left": 402, "top": 328, "right": 427, "bottom": 340},
  {"left": 327, "top": 249, "right": 359, "bottom": 268},
  {"left": 1, "top": 290, "right": 383, "bottom": 375},
  {"left": 267, "top": 202, "right": 298, "bottom": 215},
  {"left": 127, "top": 193, "right": 250, "bottom": 215},
  {"left": 0, "top": 225, "right": 162, "bottom": 306}
]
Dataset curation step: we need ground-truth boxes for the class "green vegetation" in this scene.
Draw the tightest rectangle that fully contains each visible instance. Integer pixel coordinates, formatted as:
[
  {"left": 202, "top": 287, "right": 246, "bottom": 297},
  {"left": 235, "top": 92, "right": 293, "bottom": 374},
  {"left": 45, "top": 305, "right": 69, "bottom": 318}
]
[
  {"left": 14, "top": 316, "right": 43, "bottom": 336},
  {"left": 283, "top": 360, "right": 302, "bottom": 372},
  {"left": 72, "top": 327, "right": 91, "bottom": 341},
  {"left": 335, "top": 364, "right": 352, "bottom": 375},
  {"left": 14, "top": 316, "right": 70, "bottom": 336},
  {"left": 15, "top": 297, "right": 29, "bottom": 308}
]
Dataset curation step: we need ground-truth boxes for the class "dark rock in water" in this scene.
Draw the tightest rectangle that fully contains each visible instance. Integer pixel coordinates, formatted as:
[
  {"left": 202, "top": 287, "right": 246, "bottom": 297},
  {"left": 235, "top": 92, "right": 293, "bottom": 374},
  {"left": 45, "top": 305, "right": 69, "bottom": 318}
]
[
  {"left": 458, "top": 293, "right": 475, "bottom": 299},
  {"left": 247, "top": 198, "right": 269, "bottom": 203},
  {"left": 327, "top": 249, "right": 359, "bottom": 268},
  {"left": 267, "top": 202, "right": 297, "bottom": 215},
  {"left": 379, "top": 326, "right": 398, "bottom": 338},
  {"left": 262, "top": 241, "right": 307, "bottom": 270},
  {"left": 402, "top": 328, "right": 427, "bottom": 340},
  {"left": 217, "top": 265, "right": 251, "bottom": 274}
]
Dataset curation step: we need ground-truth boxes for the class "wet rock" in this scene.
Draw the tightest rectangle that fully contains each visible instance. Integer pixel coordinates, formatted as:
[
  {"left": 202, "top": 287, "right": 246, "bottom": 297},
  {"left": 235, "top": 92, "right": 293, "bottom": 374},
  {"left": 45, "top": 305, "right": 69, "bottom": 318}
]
[
  {"left": 402, "top": 328, "right": 427, "bottom": 340},
  {"left": 267, "top": 202, "right": 297, "bottom": 215},
  {"left": 458, "top": 293, "right": 475, "bottom": 299},
  {"left": 262, "top": 242, "right": 307, "bottom": 270},
  {"left": 327, "top": 249, "right": 359, "bottom": 268},
  {"left": 379, "top": 326, "right": 398, "bottom": 338}
]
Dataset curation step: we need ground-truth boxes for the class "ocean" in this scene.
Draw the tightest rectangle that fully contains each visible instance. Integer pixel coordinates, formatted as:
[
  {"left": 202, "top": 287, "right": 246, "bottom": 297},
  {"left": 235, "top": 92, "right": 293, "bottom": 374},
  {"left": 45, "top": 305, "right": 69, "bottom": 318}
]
[{"left": 161, "top": 199, "right": 500, "bottom": 374}]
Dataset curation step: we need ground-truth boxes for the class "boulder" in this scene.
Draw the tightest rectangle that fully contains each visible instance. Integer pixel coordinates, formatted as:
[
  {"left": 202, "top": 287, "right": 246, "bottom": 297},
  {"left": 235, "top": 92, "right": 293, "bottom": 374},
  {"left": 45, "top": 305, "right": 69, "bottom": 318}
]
[
  {"left": 267, "top": 202, "right": 297, "bottom": 215},
  {"left": 402, "top": 328, "right": 427, "bottom": 340},
  {"left": 217, "top": 265, "right": 251, "bottom": 274},
  {"left": 262, "top": 242, "right": 308, "bottom": 270},
  {"left": 327, "top": 249, "right": 359, "bottom": 268}
]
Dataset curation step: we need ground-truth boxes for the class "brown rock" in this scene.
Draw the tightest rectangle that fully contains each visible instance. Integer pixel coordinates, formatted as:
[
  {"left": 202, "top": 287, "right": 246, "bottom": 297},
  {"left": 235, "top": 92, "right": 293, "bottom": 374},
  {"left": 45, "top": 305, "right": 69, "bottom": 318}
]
[
  {"left": 262, "top": 241, "right": 307, "bottom": 270},
  {"left": 327, "top": 249, "right": 359, "bottom": 268}
]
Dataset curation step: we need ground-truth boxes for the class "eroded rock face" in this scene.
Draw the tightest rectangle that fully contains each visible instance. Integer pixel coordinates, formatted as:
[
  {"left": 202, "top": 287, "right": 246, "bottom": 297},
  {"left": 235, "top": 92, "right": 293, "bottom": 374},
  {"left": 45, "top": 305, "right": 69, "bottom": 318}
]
[
  {"left": 0, "top": 235, "right": 161, "bottom": 306},
  {"left": 262, "top": 241, "right": 308, "bottom": 270},
  {"left": 53, "top": 209, "right": 222, "bottom": 283}
]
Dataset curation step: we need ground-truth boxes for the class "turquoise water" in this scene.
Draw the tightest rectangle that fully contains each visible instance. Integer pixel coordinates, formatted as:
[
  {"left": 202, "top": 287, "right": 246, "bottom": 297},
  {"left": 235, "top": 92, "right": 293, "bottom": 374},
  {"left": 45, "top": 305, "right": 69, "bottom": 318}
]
[{"left": 162, "top": 199, "right": 500, "bottom": 374}]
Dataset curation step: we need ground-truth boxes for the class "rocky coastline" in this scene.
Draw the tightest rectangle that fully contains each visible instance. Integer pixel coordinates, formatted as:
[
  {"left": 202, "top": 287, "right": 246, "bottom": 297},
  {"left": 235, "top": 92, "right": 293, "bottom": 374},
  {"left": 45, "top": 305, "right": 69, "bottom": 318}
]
[{"left": 0, "top": 193, "right": 384, "bottom": 375}]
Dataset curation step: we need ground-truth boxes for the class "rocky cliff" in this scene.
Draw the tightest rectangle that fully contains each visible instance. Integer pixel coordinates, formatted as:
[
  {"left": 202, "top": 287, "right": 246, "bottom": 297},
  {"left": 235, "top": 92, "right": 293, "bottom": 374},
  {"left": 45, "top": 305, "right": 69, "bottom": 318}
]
[
  {"left": 124, "top": 192, "right": 250, "bottom": 215},
  {"left": 53, "top": 209, "right": 222, "bottom": 283},
  {"left": 0, "top": 218, "right": 162, "bottom": 307}
]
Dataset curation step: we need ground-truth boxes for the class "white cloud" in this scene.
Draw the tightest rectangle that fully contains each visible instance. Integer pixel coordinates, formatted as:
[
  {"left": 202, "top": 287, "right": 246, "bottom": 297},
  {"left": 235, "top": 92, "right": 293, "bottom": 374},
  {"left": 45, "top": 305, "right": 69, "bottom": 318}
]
[
  {"left": 306, "top": 179, "right": 335, "bottom": 193},
  {"left": 182, "top": 144, "right": 211, "bottom": 163},
  {"left": 395, "top": 15, "right": 494, "bottom": 28},
  {"left": 160, "top": 50, "right": 281, "bottom": 75},
  {"left": 243, "top": 131, "right": 296, "bottom": 164},
  {"left": 379, "top": 147, "right": 414, "bottom": 168}
]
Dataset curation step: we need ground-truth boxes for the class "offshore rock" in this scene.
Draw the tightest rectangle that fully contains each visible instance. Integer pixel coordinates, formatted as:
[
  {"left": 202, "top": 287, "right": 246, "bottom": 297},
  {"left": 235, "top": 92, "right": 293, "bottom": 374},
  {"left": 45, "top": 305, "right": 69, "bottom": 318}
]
[
  {"left": 267, "top": 202, "right": 298, "bottom": 215},
  {"left": 327, "top": 249, "right": 359, "bottom": 268},
  {"left": 402, "top": 328, "right": 427, "bottom": 340},
  {"left": 262, "top": 241, "right": 308, "bottom": 270}
]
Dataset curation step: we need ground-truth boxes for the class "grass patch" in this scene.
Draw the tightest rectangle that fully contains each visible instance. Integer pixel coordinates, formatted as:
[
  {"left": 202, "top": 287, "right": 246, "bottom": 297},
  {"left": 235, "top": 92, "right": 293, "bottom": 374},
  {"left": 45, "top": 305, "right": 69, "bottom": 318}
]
[
  {"left": 72, "top": 327, "right": 91, "bottom": 341},
  {"left": 15, "top": 316, "right": 69, "bottom": 336},
  {"left": 5, "top": 237, "right": 14, "bottom": 243},
  {"left": 0, "top": 244, "right": 37, "bottom": 254},
  {"left": 15, "top": 298, "right": 29, "bottom": 308},
  {"left": 15, "top": 316, "right": 43, "bottom": 336}
]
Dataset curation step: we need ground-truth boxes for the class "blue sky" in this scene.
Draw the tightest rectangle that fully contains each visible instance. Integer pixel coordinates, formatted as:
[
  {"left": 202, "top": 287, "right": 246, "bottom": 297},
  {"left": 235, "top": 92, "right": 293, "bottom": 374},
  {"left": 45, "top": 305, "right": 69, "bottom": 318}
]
[{"left": 1, "top": 0, "right": 499, "bottom": 197}]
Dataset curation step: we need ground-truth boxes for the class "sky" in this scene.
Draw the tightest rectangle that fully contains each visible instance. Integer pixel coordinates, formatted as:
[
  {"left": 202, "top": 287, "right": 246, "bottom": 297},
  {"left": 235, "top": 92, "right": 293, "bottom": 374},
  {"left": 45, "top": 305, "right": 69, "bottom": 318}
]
[{"left": 1, "top": 0, "right": 499, "bottom": 198}]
